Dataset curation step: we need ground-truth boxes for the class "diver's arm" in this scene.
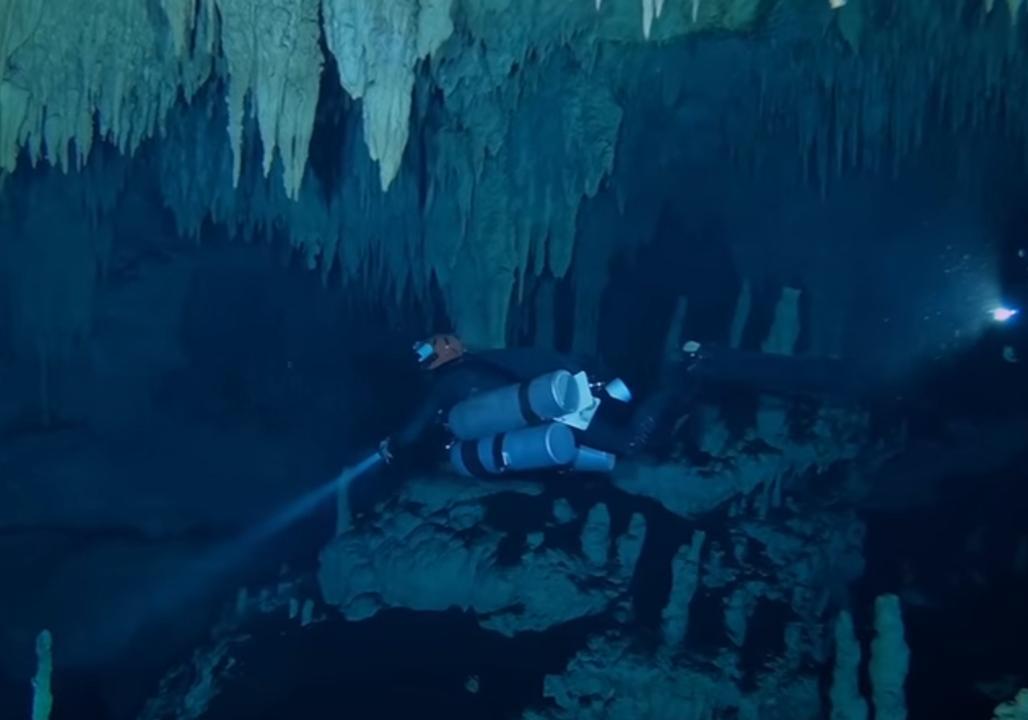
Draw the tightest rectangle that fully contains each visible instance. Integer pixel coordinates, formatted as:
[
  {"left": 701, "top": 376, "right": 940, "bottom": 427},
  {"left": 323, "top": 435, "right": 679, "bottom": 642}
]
[
  {"left": 383, "top": 395, "right": 443, "bottom": 461},
  {"left": 380, "top": 363, "right": 482, "bottom": 462}
]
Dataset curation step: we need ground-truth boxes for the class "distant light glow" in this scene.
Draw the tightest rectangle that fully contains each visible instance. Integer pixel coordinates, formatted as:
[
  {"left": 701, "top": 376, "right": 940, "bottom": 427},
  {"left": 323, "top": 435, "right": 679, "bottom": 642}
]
[{"left": 991, "top": 307, "right": 1019, "bottom": 322}]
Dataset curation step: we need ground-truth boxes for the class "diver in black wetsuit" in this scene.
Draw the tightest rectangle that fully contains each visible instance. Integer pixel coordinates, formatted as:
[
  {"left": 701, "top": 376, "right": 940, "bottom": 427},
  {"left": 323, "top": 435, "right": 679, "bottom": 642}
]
[
  {"left": 377, "top": 333, "right": 872, "bottom": 479},
  {"left": 343, "top": 333, "right": 656, "bottom": 522},
  {"left": 339, "top": 332, "right": 877, "bottom": 524},
  {"left": 377, "top": 334, "right": 662, "bottom": 477}
]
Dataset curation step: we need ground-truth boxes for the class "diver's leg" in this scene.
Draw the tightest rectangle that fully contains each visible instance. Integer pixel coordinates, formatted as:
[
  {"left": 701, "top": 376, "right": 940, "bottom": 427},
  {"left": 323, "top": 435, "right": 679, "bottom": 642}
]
[
  {"left": 621, "top": 371, "right": 701, "bottom": 456},
  {"left": 578, "top": 393, "right": 668, "bottom": 457}
]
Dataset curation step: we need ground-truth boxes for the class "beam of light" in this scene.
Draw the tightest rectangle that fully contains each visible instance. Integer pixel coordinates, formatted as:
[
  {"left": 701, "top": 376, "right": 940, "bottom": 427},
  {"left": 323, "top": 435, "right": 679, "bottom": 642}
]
[
  {"left": 89, "top": 451, "right": 385, "bottom": 659},
  {"left": 175, "top": 450, "right": 385, "bottom": 596},
  {"left": 240, "top": 451, "right": 383, "bottom": 548},
  {"left": 991, "top": 307, "right": 1020, "bottom": 323}
]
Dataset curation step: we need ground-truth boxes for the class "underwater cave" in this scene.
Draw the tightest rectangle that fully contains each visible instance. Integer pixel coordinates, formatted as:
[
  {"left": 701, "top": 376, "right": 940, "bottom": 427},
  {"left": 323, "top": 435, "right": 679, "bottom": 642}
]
[{"left": 1, "top": 1, "right": 1028, "bottom": 718}]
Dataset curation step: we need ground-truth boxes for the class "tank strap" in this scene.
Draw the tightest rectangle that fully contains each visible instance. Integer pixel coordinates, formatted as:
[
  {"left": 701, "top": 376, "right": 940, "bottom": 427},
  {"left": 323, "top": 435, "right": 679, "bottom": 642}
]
[
  {"left": 460, "top": 441, "right": 488, "bottom": 477},
  {"left": 490, "top": 433, "right": 507, "bottom": 471},
  {"left": 517, "top": 382, "right": 543, "bottom": 424},
  {"left": 458, "top": 435, "right": 508, "bottom": 476}
]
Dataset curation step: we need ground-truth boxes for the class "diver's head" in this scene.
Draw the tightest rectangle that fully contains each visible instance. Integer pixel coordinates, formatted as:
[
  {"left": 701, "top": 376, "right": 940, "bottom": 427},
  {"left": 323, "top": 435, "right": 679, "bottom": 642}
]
[{"left": 413, "top": 333, "right": 466, "bottom": 370}]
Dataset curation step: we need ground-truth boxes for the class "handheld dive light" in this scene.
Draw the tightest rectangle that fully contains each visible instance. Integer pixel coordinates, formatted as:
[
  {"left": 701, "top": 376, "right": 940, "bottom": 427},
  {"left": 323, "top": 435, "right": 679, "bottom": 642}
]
[{"left": 991, "top": 307, "right": 1020, "bottom": 323}]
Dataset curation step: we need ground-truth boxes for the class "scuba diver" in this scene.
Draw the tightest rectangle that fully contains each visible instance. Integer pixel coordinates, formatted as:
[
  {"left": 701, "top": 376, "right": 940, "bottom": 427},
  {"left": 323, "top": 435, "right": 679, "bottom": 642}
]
[
  {"left": 372, "top": 332, "right": 874, "bottom": 481},
  {"left": 375, "top": 333, "right": 668, "bottom": 479},
  {"left": 334, "top": 332, "right": 670, "bottom": 528},
  {"left": 334, "top": 330, "right": 876, "bottom": 529}
]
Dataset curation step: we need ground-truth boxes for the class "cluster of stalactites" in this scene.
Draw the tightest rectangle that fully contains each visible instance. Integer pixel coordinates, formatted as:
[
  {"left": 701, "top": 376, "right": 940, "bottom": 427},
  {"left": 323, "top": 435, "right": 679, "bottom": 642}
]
[
  {"left": 0, "top": 0, "right": 327, "bottom": 199},
  {"left": 155, "top": 33, "right": 625, "bottom": 349},
  {"left": 10, "top": 0, "right": 1028, "bottom": 352},
  {"left": 2, "top": 0, "right": 775, "bottom": 203},
  {"left": 0, "top": 0, "right": 215, "bottom": 176},
  {"left": 0, "top": 0, "right": 468, "bottom": 199},
  {"left": 705, "top": 0, "right": 1028, "bottom": 197},
  {"left": 594, "top": 0, "right": 767, "bottom": 39}
]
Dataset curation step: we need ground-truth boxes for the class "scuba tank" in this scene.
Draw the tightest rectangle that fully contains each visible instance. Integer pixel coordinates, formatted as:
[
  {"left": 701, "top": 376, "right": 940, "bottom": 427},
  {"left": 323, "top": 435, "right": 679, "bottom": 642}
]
[
  {"left": 450, "top": 425, "right": 618, "bottom": 478},
  {"left": 447, "top": 370, "right": 580, "bottom": 441},
  {"left": 450, "top": 423, "right": 578, "bottom": 477},
  {"left": 446, "top": 367, "right": 628, "bottom": 477}
]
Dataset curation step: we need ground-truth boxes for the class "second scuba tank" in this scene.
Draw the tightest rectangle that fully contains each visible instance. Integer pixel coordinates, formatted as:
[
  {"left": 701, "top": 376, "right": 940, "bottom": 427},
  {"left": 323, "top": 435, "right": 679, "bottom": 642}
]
[
  {"left": 447, "top": 370, "right": 580, "bottom": 441},
  {"left": 450, "top": 423, "right": 578, "bottom": 477}
]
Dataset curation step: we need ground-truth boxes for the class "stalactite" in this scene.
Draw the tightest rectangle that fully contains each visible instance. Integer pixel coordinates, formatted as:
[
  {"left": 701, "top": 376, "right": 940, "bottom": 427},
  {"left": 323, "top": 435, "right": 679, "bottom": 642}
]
[
  {"left": 216, "top": 0, "right": 324, "bottom": 199},
  {"left": 410, "top": 36, "right": 623, "bottom": 346},
  {"left": 322, "top": 0, "right": 454, "bottom": 191},
  {"left": 161, "top": 0, "right": 198, "bottom": 57},
  {"left": 0, "top": 0, "right": 44, "bottom": 168},
  {"left": 158, "top": 90, "right": 239, "bottom": 240},
  {"left": 443, "top": 151, "right": 518, "bottom": 348},
  {"left": 335, "top": 109, "right": 426, "bottom": 303},
  {"left": 0, "top": 0, "right": 211, "bottom": 175},
  {"left": 643, "top": 0, "right": 656, "bottom": 39}
]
